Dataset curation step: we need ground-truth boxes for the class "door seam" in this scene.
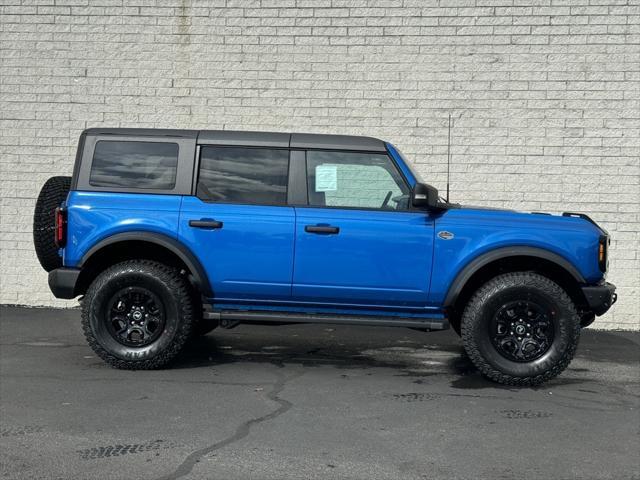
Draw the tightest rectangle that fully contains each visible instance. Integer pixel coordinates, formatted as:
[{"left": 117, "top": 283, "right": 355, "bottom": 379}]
[{"left": 290, "top": 206, "right": 298, "bottom": 297}]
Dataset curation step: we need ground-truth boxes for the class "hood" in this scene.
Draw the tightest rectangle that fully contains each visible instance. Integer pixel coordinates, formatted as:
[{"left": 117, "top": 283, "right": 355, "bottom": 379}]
[
  {"left": 443, "top": 204, "right": 606, "bottom": 235},
  {"left": 456, "top": 204, "right": 515, "bottom": 212}
]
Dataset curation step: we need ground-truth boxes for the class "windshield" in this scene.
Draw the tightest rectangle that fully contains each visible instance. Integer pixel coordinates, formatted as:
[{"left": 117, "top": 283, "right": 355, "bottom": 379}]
[
  {"left": 393, "top": 146, "right": 425, "bottom": 184},
  {"left": 389, "top": 144, "right": 453, "bottom": 205}
]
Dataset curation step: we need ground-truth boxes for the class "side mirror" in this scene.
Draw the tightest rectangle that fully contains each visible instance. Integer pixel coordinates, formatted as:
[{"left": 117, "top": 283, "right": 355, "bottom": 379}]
[{"left": 411, "top": 183, "right": 440, "bottom": 210}]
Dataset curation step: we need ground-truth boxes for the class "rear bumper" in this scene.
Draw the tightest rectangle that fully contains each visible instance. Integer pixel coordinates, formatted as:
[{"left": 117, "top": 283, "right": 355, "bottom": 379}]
[
  {"left": 48, "top": 267, "right": 80, "bottom": 299},
  {"left": 581, "top": 282, "right": 617, "bottom": 316}
]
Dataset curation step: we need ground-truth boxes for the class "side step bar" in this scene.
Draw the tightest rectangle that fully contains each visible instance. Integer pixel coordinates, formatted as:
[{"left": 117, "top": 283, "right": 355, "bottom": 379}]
[{"left": 203, "top": 306, "right": 448, "bottom": 331}]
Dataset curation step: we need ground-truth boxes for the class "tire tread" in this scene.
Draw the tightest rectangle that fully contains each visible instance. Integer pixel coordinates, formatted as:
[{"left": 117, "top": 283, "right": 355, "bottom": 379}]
[
  {"left": 461, "top": 272, "right": 581, "bottom": 386},
  {"left": 81, "top": 260, "right": 195, "bottom": 370},
  {"left": 33, "top": 176, "right": 71, "bottom": 272}
]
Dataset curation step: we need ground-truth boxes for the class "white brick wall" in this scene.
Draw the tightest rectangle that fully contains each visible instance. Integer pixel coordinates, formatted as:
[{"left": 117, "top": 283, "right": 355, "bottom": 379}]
[{"left": 1, "top": 0, "right": 638, "bottom": 329}]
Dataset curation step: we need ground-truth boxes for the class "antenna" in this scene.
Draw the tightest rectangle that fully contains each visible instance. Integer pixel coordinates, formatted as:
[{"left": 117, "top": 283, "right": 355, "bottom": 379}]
[{"left": 446, "top": 112, "right": 452, "bottom": 203}]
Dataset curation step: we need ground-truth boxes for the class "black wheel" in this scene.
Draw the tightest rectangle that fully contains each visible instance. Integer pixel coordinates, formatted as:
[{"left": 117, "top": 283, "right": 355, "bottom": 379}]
[
  {"left": 82, "top": 260, "right": 195, "bottom": 369},
  {"left": 33, "top": 176, "right": 71, "bottom": 272},
  {"left": 461, "top": 272, "right": 581, "bottom": 386}
]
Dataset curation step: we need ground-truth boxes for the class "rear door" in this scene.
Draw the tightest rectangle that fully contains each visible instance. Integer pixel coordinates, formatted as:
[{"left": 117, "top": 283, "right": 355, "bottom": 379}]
[
  {"left": 292, "top": 149, "right": 435, "bottom": 308},
  {"left": 179, "top": 145, "right": 295, "bottom": 303}
]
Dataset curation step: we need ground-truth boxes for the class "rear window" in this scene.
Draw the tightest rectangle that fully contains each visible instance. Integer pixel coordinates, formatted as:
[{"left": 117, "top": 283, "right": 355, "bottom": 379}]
[
  {"left": 197, "top": 146, "right": 289, "bottom": 205},
  {"left": 89, "top": 141, "right": 179, "bottom": 190}
]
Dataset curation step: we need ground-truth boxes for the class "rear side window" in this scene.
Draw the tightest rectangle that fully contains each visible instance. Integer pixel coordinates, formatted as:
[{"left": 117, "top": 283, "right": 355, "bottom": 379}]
[
  {"left": 90, "top": 141, "right": 179, "bottom": 189},
  {"left": 197, "top": 147, "right": 289, "bottom": 205}
]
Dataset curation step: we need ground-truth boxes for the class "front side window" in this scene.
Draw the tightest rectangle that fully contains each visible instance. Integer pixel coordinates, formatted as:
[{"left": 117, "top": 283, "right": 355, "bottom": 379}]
[
  {"left": 197, "top": 147, "right": 289, "bottom": 205},
  {"left": 90, "top": 141, "right": 179, "bottom": 190},
  {"left": 306, "top": 151, "right": 411, "bottom": 210}
]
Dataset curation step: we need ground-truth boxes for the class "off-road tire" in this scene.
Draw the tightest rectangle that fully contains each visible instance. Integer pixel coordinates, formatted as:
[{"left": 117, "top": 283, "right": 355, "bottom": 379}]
[
  {"left": 461, "top": 272, "right": 581, "bottom": 386},
  {"left": 33, "top": 176, "right": 71, "bottom": 272},
  {"left": 82, "top": 260, "right": 195, "bottom": 369}
]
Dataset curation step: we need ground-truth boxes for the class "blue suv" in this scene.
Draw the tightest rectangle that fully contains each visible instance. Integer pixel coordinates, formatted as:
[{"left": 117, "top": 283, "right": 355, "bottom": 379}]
[{"left": 33, "top": 128, "right": 617, "bottom": 385}]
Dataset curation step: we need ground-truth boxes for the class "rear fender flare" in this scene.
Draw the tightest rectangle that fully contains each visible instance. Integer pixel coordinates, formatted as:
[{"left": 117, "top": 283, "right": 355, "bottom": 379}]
[{"left": 80, "top": 231, "right": 212, "bottom": 297}]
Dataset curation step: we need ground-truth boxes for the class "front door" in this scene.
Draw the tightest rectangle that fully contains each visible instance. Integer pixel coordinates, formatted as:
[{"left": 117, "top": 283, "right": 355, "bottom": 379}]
[
  {"left": 292, "top": 150, "right": 435, "bottom": 309},
  {"left": 179, "top": 146, "right": 294, "bottom": 302}
]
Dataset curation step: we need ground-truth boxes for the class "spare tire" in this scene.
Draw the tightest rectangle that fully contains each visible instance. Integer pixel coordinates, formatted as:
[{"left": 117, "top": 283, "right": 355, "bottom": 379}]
[{"left": 33, "top": 176, "right": 71, "bottom": 272}]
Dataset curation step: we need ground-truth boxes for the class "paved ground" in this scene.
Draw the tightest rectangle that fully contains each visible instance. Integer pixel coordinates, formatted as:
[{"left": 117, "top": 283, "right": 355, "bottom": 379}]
[{"left": 0, "top": 306, "right": 638, "bottom": 480}]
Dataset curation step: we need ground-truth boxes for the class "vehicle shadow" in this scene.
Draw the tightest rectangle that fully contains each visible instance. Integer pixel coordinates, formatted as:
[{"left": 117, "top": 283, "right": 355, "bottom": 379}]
[
  {"left": 167, "top": 325, "right": 622, "bottom": 390},
  {"left": 169, "top": 325, "right": 496, "bottom": 388},
  {"left": 174, "top": 333, "right": 463, "bottom": 371}
]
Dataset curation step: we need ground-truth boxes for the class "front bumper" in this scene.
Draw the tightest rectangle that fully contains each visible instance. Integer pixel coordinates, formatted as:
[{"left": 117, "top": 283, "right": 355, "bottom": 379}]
[
  {"left": 581, "top": 282, "right": 617, "bottom": 316},
  {"left": 48, "top": 267, "right": 81, "bottom": 299}
]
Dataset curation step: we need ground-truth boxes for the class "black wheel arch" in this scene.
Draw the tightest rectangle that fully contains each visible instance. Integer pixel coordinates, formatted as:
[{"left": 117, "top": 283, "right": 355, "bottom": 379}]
[
  {"left": 76, "top": 232, "right": 212, "bottom": 297},
  {"left": 444, "top": 247, "right": 589, "bottom": 331}
]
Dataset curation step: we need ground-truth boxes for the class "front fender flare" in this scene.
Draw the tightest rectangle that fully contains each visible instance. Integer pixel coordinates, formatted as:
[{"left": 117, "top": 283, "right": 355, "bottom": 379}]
[
  {"left": 79, "top": 231, "right": 213, "bottom": 297},
  {"left": 443, "top": 246, "right": 586, "bottom": 308}
]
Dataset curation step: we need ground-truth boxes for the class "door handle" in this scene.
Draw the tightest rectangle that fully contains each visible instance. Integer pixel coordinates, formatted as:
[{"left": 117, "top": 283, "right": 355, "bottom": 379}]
[
  {"left": 189, "top": 219, "right": 223, "bottom": 229},
  {"left": 305, "top": 225, "right": 339, "bottom": 234}
]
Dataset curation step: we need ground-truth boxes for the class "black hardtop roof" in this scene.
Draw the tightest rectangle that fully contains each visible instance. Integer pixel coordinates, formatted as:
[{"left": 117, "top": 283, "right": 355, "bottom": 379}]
[{"left": 82, "top": 128, "right": 387, "bottom": 152}]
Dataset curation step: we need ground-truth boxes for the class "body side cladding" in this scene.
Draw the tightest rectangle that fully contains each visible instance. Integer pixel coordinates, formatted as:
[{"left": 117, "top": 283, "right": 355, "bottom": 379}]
[
  {"left": 79, "top": 231, "right": 213, "bottom": 297},
  {"left": 443, "top": 246, "right": 586, "bottom": 308}
]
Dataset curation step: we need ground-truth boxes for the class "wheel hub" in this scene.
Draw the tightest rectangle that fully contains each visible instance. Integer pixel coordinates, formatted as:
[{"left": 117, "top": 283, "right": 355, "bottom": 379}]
[
  {"left": 106, "top": 287, "right": 165, "bottom": 347},
  {"left": 490, "top": 301, "right": 555, "bottom": 362}
]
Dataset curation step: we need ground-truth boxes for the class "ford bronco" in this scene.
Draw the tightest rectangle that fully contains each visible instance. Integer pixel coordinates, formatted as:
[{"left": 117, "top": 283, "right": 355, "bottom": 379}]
[{"left": 33, "top": 129, "right": 617, "bottom": 385}]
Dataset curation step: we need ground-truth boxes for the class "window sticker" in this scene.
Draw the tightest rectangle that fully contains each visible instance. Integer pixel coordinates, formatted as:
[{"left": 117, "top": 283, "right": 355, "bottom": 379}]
[{"left": 315, "top": 164, "right": 337, "bottom": 192}]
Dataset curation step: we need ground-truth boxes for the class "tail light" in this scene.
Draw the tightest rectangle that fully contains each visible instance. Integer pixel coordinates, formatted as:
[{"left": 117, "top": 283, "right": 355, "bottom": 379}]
[
  {"left": 598, "top": 235, "right": 609, "bottom": 273},
  {"left": 55, "top": 207, "right": 67, "bottom": 248}
]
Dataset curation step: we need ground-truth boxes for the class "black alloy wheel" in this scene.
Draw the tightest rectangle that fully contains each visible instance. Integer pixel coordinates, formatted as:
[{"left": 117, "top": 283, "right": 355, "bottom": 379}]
[
  {"left": 461, "top": 272, "right": 581, "bottom": 386},
  {"left": 106, "top": 287, "right": 166, "bottom": 347},
  {"left": 490, "top": 300, "right": 555, "bottom": 362},
  {"left": 82, "top": 260, "right": 196, "bottom": 370}
]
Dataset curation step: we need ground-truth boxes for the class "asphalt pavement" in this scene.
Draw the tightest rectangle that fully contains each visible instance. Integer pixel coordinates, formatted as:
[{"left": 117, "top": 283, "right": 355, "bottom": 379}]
[{"left": 1, "top": 305, "right": 638, "bottom": 480}]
